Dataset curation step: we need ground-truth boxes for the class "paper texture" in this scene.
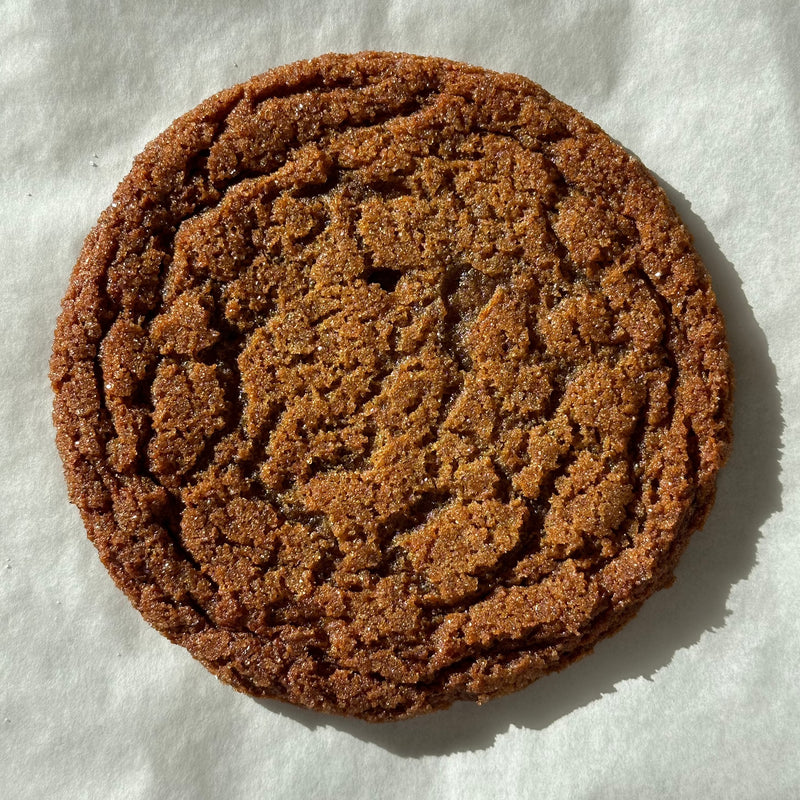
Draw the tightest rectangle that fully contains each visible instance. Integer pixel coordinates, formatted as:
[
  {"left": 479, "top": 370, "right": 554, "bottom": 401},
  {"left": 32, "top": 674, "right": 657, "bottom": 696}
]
[{"left": 2, "top": 1, "right": 798, "bottom": 798}]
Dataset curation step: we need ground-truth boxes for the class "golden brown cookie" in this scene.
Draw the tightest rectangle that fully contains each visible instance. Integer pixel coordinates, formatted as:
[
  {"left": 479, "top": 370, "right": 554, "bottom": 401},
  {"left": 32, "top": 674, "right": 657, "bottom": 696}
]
[{"left": 51, "top": 52, "right": 732, "bottom": 720}]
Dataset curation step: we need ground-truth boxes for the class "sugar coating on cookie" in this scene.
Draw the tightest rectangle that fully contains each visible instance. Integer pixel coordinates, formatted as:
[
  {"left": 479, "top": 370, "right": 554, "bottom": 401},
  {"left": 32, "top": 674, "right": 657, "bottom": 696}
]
[{"left": 51, "top": 52, "right": 732, "bottom": 720}]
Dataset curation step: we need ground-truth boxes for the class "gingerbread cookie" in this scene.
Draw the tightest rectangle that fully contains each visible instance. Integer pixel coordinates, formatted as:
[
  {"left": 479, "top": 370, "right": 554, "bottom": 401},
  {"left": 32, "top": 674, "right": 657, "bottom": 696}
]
[{"left": 51, "top": 52, "right": 732, "bottom": 720}]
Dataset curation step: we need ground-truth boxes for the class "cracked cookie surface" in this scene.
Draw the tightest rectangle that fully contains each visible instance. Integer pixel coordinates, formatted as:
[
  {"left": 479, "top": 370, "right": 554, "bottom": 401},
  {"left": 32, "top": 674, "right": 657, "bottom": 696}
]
[{"left": 51, "top": 52, "right": 732, "bottom": 720}]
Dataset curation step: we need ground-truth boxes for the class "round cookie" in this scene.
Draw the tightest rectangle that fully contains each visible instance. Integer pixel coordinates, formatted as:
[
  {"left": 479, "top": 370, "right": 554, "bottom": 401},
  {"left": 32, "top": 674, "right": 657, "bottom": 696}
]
[{"left": 51, "top": 52, "right": 732, "bottom": 721}]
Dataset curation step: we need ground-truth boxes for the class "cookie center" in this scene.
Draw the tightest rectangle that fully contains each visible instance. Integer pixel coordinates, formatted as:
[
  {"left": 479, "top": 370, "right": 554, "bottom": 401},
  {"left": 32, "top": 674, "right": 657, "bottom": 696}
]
[{"left": 133, "top": 125, "right": 661, "bottom": 623}]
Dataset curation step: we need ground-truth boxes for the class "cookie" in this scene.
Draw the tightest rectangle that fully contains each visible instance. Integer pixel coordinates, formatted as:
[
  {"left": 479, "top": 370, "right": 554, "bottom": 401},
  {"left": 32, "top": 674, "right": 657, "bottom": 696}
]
[{"left": 51, "top": 52, "right": 732, "bottom": 721}]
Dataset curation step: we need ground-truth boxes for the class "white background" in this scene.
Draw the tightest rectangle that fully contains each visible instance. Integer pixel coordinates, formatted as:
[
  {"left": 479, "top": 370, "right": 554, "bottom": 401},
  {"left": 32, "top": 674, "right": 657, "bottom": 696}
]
[{"left": 1, "top": 1, "right": 798, "bottom": 798}]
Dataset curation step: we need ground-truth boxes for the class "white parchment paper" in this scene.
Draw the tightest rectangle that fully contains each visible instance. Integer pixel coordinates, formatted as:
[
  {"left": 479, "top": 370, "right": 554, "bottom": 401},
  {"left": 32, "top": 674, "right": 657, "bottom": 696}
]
[{"left": 2, "top": 1, "right": 798, "bottom": 798}]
